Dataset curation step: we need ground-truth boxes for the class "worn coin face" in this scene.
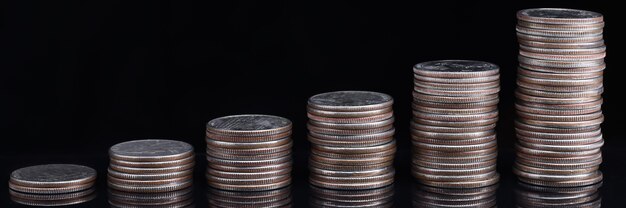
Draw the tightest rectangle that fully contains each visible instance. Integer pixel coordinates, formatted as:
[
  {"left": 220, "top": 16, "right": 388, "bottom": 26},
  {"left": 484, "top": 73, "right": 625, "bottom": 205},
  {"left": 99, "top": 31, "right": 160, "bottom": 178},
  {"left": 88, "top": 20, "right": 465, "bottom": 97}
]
[
  {"left": 207, "top": 114, "right": 292, "bottom": 136},
  {"left": 413, "top": 60, "right": 499, "bottom": 78},
  {"left": 110, "top": 139, "right": 194, "bottom": 162},
  {"left": 517, "top": 8, "right": 603, "bottom": 24},
  {"left": 10, "top": 164, "right": 96, "bottom": 188},
  {"left": 308, "top": 91, "right": 393, "bottom": 111}
]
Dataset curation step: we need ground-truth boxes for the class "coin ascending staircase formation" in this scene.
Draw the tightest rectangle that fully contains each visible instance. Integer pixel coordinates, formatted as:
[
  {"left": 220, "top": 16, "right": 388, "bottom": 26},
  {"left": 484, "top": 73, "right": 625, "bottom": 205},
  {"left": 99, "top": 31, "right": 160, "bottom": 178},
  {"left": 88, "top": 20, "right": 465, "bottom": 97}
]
[
  {"left": 412, "top": 183, "right": 498, "bottom": 208},
  {"left": 514, "top": 8, "right": 605, "bottom": 187},
  {"left": 107, "top": 139, "right": 195, "bottom": 207},
  {"left": 411, "top": 60, "right": 501, "bottom": 188},
  {"left": 311, "top": 185, "right": 394, "bottom": 208},
  {"left": 205, "top": 114, "right": 293, "bottom": 191},
  {"left": 307, "top": 91, "right": 396, "bottom": 190},
  {"left": 8, "top": 164, "right": 97, "bottom": 206},
  {"left": 207, "top": 186, "right": 292, "bottom": 207},
  {"left": 516, "top": 182, "right": 602, "bottom": 208}
]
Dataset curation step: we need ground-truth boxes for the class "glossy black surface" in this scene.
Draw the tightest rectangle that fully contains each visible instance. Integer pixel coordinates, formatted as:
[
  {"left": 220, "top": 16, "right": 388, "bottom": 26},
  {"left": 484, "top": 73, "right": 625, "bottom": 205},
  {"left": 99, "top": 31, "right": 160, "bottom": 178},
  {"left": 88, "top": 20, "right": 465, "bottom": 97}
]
[{"left": 1, "top": 0, "right": 623, "bottom": 207}]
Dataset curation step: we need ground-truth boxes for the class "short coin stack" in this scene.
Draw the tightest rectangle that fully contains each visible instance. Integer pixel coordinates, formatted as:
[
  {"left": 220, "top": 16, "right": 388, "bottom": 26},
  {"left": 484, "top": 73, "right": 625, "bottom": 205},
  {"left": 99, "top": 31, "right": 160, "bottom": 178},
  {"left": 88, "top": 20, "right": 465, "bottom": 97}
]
[
  {"left": 9, "top": 164, "right": 97, "bottom": 206},
  {"left": 307, "top": 91, "right": 396, "bottom": 190},
  {"left": 411, "top": 60, "right": 500, "bottom": 188},
  {"left": 516, "top": 182, "right": 602, "bottom": 207},
  {"left": 514, "top": 8, "right": 605, "bottom": 187},
  {"left": 311, "top": 184, "right": 394, "bottom": 207},
  {"left": 107, "top": 139, "right": 195, "bottom": 207},
  {"left": 413, "top": 183, "right": 498, "bottom": 208},
  {"left": 207, "top": 186, "right": 292, "bottom": 207},
  {"left": 205, "top": 114, "right": 293, "bottom": 191}
]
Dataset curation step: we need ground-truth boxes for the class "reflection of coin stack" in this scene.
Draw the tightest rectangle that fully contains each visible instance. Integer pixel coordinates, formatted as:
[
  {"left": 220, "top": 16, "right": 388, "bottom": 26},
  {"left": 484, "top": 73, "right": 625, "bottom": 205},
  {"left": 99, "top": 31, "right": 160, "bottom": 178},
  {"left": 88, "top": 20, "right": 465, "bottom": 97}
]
[
  {"left": 411, "top": 60, "right": 500, "bottom": 188},
  {"left": 8, "top": 164, "right": 96, "bottom": 206},
  {"left": 207, "top": 186, "right": 292, "bottom": 207},
  {"left": 310, "top": 185, "right": 394, "bottom": 208},
  {"left": 514, "top": 8, "right": 605, "bottom": 187},
  {"left": 412, "top": 183, "right": 498, "bottom": 208},
  {"left": 516, "top": 182, "right": 601, "bottom": 208},
  {"left": 205, "top": 114, "right": 293, "bottom": 191},
  {"left": 107, "top": 139, "right": 195, "bottom": 207},
  {"left": 307, "top": 91, "right": 396, "bottom": 190}
]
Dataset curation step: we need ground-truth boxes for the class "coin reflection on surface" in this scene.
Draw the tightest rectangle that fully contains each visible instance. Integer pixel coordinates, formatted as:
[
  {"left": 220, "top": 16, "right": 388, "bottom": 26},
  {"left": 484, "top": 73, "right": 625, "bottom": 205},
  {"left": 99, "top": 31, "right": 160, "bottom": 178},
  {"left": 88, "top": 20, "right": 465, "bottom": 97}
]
[
  {"left": 515, "top": 181, "right": 602, "bottom": 208},
  {"left": 108, "top": 186, "right": 194, "bottom": 208},
  {"left": 310, "top": 184, "right": 394, "bottom": 208},
  {"left": 207, "top": 186, "right": 292, "bottom": 208},
  {"left": 10, "top": 187, "right": 96, "bottom": 206},
  {"left": 412, "top": 183, "right": 497, "bottom": 208}
]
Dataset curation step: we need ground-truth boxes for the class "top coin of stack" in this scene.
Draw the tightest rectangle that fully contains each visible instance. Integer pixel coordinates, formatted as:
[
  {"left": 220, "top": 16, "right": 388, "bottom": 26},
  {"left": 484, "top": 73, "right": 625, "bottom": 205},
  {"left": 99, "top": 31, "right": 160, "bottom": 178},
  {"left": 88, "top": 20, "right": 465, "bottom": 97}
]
[
  {"left": 9, "top": 164, "right": 97, "bottom": 206},
  {"left": 411, "top": 60, "right": 501, "bottom": 188},
  {"left": 107, "top": 139, "right": 195, "bottom": 194},
  {"left": 514, "top": 8, "right": 605, "bottom": 188},
  {"left": 205, "top": 114, "right": 293, "bottom": 191},
  {"left": 307, "top": 91, "right": 396, "bottom": 190}
]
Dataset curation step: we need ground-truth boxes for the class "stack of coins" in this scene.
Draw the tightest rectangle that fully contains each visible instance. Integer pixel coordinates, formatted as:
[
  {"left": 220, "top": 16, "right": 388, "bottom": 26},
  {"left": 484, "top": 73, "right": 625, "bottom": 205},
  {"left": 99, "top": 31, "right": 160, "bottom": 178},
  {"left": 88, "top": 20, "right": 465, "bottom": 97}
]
[
  {"left": 516, "top": 182, "right": 602, "bottom": 207},
  {"left": 207, "top": 186, "right": 292, "bottom": 207},
  {"left": 107, "top": 139, "right": 195, "bottom": 207},
  {"left": 205, "top": 114, "right": 293, "bottom": 191},
  {"left": 413, "top": 183, "right": 498, "bottom": 208},
  {"left": 307, "top": 91, "right": 396, "bottom": 190},
  {"left": 8, "top": 164, "right": 96, "bottom": 206},
  {"left": 311, "top": 185, "right": 394, "bottom": 207},
  {"left": 514, "top": 8, "right": 605, "bottom": 187},
  {"left": 411, "top": 60, "right": 500, "bottom": 188}
]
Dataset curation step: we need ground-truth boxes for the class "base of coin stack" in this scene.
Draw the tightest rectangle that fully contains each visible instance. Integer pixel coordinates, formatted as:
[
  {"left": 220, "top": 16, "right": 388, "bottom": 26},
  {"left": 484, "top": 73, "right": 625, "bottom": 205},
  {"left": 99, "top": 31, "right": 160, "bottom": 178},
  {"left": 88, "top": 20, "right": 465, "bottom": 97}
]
[
  {"left": 207, "top": 186, "right": 292, "bottom": 207},
  {"left": 516, "top": 182, "right": 602, "bottom": 208},
  {"left": 205, "top": 115, "right": 293, "bottom": 191},
  {"left": 411, "top": 60, "right": 501, "bottom": 189},
  {"left": 310, "top": 184, "right": 394, "bottom": 208},
  {"left": 514, "top": 8, "right": 605, "bottom": 188},
  {"left": 307, "top": 91, "right": 396, "bottom": 190},
  {"left": 8, "top": 164, "right": 97, "bottom": 206},
  {"left": 413, "top": 183, "right": 498, "bottom": 208},
  {"left": 106, "top": 139, "right": 195, "bottom": 206}
]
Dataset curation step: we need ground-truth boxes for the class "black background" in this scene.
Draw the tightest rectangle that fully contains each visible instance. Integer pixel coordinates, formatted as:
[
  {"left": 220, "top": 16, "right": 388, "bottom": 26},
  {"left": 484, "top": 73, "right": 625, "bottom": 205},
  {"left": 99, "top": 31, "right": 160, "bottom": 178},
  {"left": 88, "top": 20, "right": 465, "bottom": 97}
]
[{"left": 1, "top": 0, "right": 624, "bottom": 207}]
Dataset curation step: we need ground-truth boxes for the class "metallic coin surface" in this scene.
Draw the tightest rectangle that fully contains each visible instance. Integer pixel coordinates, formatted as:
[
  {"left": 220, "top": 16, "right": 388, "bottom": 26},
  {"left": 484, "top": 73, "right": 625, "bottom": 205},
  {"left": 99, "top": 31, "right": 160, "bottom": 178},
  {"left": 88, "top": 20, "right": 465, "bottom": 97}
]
[
  {"left": 206, "top": 114, "right": 292, "bottom": 136},
  {"left": 10, "top": 164, "right": 97, "bottom": 188},
  {"left": 308, "top": 91, "right": 393, "bottom": 111},
  {"left": 413, "top": 60, "right": 499, "bottom": 78},
  {"left": 110, "top": 139, "right": 194, "bottom": 162}
]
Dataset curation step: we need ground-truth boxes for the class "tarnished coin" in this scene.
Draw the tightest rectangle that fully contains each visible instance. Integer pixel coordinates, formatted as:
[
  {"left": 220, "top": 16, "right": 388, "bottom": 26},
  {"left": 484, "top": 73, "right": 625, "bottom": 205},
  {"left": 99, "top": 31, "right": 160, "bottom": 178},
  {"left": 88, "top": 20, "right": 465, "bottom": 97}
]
[
  {"left": 308, "top": 91, "right": 393, "bottom": 112},
  {"left": 517, "top": 8, "right": 603, "bottom": 25},
  {"left": 206, "top": 114, "right": 292, "bottom": 137},
  {"left": 110, "top": 139, "right": 194, "bottom": 162},
  {"left": 9, "top": 164, "right": 97, "bottom": 188}
]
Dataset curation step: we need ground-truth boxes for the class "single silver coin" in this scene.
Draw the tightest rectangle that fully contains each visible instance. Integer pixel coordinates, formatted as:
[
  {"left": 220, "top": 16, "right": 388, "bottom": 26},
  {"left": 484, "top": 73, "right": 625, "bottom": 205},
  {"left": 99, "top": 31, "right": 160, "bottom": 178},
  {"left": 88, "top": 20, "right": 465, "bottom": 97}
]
[
  {"left": 308, "top": 91, "right": 393, "bottom": 111},
  {"left": 413, "top": 60, "right": 499, "bottom": 78},
  {"left": 110, "top": 139, "right": 194, "bottom": 162},
  {"left": 206, "top": 114, "right": 292, "bottom": 136}
]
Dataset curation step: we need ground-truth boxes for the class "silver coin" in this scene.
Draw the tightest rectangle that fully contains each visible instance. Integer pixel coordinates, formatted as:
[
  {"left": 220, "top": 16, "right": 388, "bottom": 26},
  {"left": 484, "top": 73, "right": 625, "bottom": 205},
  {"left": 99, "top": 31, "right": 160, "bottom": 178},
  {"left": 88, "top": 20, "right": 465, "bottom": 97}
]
[
  {"left": 110, "top": 139, "right": 194, "bottom": 162},
  {"left": 308, "top": 91, "right": 393, "bottom": 112},
  {"left": 206, "top": 114, "right": 292, "bottom": 136},
  {"left": 10, "top": 164, "right": 96, "bottom": 188}
]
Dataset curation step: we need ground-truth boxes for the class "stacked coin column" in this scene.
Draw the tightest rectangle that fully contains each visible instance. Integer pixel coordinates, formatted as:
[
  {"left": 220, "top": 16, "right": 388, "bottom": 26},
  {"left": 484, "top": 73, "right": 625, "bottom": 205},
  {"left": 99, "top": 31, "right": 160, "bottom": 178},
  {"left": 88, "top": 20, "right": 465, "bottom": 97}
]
[
  {"left": 411, "top": 60, "right": 501, "bottom": 188},
  {"left": 9, "top": 164, "right": 97, "bottom": 206},
  {"left": 107, "top": 139, "right": 195, "bottom": 207},
  {"left": 514, "top": 8, "right": 605, "bottom": 187},
  {"left": 307, "top": 91, "right": 396, "bottom": 190},
  {"left": 205, "top": 115, "right": 293, "bottom": 191}
]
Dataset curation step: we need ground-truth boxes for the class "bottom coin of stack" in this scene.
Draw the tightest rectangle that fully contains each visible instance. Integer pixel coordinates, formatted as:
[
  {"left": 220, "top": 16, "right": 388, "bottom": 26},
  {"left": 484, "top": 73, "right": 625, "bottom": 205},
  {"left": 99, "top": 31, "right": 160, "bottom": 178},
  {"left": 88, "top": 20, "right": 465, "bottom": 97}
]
[
  {"left": 107, "top": 139, "right": 195, "bottom": 207},
  {"left": 516, "top": 182, "right": 602, "bottom": 208},
  {"left": 310, "top": 185, "right": 394, "bottom": 208},
  {"left": 207, "top": 186, "right": 292, "bottom": 207},
  {"left": 108, "top": 186, "right": 195, "bottom": 208},
  {"left": 8, "top": 164, "right": 97, "bottom": 206},
  {"left": 412, "top": 183, "right": 498, "bottom": 208}
]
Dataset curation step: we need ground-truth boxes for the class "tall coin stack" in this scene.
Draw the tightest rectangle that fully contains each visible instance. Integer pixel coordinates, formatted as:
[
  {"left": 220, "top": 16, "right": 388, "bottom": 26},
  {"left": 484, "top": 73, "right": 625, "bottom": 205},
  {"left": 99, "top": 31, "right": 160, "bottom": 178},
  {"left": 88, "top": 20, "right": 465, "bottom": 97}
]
[
  {"left": 514, "top": 8, "right": 605, "bottom": 187},
  {"left": 107, "top": 139, "right": 195, "bottom": 207},
  {"left": 307, "top": 91, "right": 396, "bottom": 190},
  {"left": 9, "top": 164, "right": 97, "bottom": 206},
  {"left": 411, "top": 60, "right": 500, "bottom": 188},
  {"left": 205, "top": 114, "right": 293, "bottom": 191}
]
